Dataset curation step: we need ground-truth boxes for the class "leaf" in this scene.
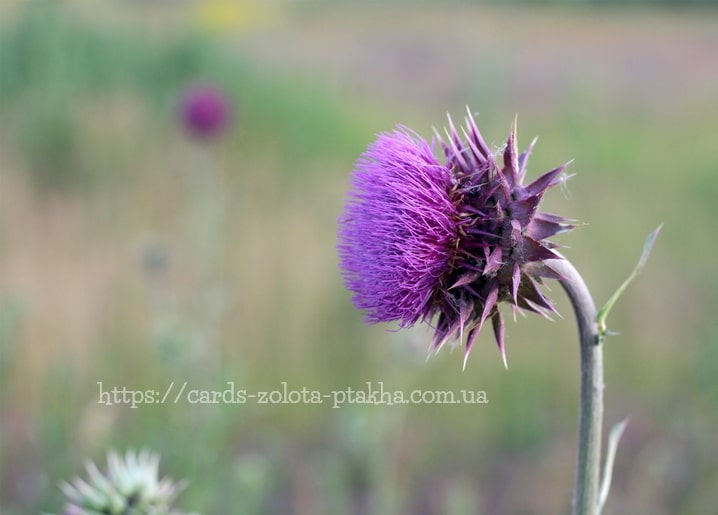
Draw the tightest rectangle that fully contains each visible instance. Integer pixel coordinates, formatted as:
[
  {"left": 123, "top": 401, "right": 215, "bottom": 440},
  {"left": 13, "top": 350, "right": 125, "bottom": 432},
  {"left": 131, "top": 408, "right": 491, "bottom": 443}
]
[
  {"left": 596, "top": 224, "right": 663, "bottom": 338},
  {"left": 597, "top": 418, "right": 629, "bottom": 514}
]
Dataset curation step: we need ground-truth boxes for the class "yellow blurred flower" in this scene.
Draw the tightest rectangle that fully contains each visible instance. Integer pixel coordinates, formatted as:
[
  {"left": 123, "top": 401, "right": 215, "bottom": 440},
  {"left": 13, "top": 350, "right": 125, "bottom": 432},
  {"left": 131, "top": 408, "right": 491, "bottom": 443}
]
[{"left": 194, "top": 0, "right": 277, "bottom": 34}]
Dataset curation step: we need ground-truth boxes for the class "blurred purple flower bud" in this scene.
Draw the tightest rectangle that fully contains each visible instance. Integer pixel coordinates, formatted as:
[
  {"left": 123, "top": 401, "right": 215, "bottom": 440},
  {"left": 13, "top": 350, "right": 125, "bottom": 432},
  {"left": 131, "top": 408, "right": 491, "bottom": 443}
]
[{"left": 180, "top": 84, "right": 231, "bottom": 140}]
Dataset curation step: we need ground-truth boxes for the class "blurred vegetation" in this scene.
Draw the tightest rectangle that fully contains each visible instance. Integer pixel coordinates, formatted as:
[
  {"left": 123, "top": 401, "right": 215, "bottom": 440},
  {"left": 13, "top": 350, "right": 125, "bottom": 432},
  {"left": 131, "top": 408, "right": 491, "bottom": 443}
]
[
  {"left": 0, "top": 1, "right": 367, "bottom": 193},
  {"left": 0, "top": 1, "right": 717, "bottom": 514}
]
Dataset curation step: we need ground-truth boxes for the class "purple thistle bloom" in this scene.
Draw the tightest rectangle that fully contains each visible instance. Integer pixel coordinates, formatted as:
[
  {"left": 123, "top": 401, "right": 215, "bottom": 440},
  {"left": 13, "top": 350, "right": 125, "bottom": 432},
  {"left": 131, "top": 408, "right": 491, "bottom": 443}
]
[
  {"left": 180, "top": 84, "right": 232, "bottom": 140},
  {"left": 338, "top": 109, "right": 574, "bottom": 368}
]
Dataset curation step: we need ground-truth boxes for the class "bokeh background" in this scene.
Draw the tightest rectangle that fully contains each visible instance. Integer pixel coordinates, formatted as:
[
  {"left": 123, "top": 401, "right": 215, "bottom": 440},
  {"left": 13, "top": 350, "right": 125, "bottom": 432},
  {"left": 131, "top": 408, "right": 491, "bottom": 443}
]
[{"left": 1, "top": 0, "right": 717, "bottom": 513}]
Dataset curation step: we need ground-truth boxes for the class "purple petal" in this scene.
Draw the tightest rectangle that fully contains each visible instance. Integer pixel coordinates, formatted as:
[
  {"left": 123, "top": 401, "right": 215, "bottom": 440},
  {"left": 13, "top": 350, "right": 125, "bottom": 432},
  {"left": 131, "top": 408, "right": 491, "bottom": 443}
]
[{"left": 338, "top": 127, "right": 459, "bottom": 326}]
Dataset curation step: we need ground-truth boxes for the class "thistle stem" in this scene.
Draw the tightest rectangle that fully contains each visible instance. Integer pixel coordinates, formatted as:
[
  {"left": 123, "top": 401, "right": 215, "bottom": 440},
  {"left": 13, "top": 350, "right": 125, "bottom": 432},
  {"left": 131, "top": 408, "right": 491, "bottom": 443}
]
[{"left": 547, "top": 258, "right": 603, "bottom": 515}]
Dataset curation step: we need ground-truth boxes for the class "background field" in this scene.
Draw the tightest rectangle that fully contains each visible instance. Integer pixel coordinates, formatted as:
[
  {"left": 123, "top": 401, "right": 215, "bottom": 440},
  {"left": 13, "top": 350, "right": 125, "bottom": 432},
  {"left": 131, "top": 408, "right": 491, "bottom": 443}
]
[{"left": 1, "top": 1, "right": 717, "bottom": 514}]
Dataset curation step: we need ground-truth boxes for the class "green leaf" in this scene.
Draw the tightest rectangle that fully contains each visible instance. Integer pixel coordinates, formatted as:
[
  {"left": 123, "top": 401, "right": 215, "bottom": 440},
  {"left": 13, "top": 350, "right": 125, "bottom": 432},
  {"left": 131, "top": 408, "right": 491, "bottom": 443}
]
[
  {"left": 596, "top": 224, "right": 663, "bottom": 339},
  {"left": 597, "top": 418, "right": 629, "bottom": 514}
]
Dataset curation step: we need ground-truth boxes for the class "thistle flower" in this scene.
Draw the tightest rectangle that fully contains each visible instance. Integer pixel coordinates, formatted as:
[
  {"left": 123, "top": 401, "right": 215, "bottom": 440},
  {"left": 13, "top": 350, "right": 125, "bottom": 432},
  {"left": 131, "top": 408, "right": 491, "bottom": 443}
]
[
  {"left": 338, "top": 109, "right": 574, "bottom": 368},
  {"left": 57, "top": 449, "right": 194, "bottom": 515},
  {"left": 180, "top": 84, "right": 231, "bottom": 140}
]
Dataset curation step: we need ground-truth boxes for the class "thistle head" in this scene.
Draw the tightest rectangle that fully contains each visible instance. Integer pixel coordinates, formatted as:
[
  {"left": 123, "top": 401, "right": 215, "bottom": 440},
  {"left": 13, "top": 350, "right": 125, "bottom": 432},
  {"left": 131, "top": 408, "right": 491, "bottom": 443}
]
[
  {"left": 338, "top": 108, "right": 574, "bottom": 368},
  {"left": 180, "top": 84, "right": 231, "bottom": 140},
  {"left": 58, "top": 449, "right": 194, "bottom": 515}
]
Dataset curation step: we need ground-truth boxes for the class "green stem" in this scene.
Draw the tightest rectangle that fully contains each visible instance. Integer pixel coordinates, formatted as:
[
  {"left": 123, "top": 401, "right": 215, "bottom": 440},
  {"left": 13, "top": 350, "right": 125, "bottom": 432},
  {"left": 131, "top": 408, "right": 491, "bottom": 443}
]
[{"left": 547, "top": 258, "right": 603, "bottom": 515}]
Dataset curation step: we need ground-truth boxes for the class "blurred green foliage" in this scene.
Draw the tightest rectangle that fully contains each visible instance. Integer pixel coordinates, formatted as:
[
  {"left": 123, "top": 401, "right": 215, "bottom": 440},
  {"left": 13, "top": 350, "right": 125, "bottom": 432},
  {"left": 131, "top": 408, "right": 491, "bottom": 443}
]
[{"left": 0, "top": 1, "right": 367, "bottom": 192}]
